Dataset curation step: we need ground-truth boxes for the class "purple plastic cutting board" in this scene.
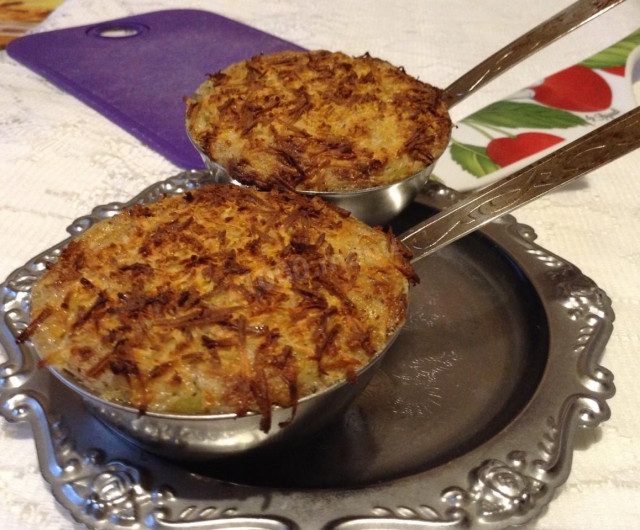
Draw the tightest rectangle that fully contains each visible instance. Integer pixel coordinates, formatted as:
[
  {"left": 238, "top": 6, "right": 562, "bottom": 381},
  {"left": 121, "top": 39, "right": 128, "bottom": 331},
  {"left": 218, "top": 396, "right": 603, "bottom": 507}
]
[{"left": 7, "top": 10, "right": 305, "bottom": 168}]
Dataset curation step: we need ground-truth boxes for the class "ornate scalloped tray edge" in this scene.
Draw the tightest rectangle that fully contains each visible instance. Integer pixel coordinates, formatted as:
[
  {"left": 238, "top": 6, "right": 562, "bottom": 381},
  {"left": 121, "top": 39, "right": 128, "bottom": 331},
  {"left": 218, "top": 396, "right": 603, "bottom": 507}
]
[{"left": 0, "top": 171, "right": 616, "bottom": 529}]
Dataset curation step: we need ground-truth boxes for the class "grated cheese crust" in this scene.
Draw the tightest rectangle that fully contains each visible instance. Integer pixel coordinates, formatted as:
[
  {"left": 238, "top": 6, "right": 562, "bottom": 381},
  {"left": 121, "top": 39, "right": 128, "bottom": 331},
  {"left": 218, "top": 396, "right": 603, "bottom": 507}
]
[
  {"left": 23, "top": 185, "right": 416, "bottom": 429},
  {"left": 186, "top": 50, "right": 451, "bottom": 191}
]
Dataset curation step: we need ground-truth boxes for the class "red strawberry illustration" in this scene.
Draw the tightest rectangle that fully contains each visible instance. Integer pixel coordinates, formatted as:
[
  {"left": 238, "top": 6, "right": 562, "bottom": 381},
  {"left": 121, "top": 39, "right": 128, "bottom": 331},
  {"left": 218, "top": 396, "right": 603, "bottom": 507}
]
[
  {"left": 603, "top": 65, "right": 626, "bottom": 77},
  {"left": 531, "top": 65, "right": 612, "bottom": 112},
  {"left": 487, "top": 132, "right": 564, "bottom": 168}
]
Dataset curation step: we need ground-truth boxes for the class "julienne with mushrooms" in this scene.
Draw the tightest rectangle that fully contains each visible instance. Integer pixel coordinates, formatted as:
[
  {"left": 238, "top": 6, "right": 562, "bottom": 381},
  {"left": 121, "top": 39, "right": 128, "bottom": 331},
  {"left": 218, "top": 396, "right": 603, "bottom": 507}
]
[
  {"left": 186, "top": 50, "right": 452, "bottom": 192},
  {"left": 20, "top": 184, "right": 417, "bottom": 432}
]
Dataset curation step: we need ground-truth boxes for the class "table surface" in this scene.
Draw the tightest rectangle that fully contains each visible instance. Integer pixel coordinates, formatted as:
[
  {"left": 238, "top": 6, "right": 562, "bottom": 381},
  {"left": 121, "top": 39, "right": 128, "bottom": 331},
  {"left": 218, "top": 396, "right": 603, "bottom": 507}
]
[{"left": 1, "top": 0, "right": 640, "bottom": 528}]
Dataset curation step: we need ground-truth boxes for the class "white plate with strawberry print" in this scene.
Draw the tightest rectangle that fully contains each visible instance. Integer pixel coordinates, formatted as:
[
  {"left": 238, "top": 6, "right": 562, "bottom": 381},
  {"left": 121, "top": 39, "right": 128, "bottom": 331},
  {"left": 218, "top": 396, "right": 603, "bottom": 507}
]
[{"left": 435, "top": 28, "right": 640, "bottom": 192}]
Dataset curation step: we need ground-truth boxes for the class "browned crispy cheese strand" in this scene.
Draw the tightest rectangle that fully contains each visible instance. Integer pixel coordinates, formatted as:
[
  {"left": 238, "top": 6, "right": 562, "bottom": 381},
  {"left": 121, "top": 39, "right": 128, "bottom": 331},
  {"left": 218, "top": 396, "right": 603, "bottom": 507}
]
[
  {"left": 24, "top": 185, "right": 416, "bottom": 430},
  {"left": 186, "top": 50, "right": 452, "bottom": 191}
]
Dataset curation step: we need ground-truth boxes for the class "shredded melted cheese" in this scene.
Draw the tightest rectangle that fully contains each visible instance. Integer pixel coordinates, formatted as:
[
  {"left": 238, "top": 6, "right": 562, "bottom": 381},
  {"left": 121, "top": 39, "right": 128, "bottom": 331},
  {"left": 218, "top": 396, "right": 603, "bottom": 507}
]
[
  {"left": 23, "top": 185, "right": 416, "bottom": 430},
  {"left": 186, "top": 50, "right": 451, "bottom": 191}
]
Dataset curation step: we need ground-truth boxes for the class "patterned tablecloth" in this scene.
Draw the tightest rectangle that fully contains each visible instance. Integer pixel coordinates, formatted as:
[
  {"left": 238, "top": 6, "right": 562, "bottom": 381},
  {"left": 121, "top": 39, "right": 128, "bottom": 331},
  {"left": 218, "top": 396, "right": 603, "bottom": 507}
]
[{"left": 1, "top": 0, "right": 640, "bottom": 528}]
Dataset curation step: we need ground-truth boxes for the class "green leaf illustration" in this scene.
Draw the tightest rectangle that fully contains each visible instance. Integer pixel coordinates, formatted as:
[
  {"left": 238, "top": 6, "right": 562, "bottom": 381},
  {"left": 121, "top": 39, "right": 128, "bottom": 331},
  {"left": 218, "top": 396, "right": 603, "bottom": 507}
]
[
  {"left": 580, "top": 28, "right": 640, "bottom": 69},
  {"left": 450, "top": 142, "right": 500, "bottom": 178},
  {"left": 462, "top": 101, "right": 587, "bottom": 129}
]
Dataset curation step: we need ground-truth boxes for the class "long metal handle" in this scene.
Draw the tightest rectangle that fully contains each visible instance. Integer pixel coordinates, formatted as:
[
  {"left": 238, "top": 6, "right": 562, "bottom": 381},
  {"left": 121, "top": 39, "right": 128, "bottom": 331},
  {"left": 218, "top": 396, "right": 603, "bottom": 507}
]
[
  {"left": 443, "top": 0, "right": 626, "bottom": 107},
  {"left": 401, "top": 107, "right": 640, "bottom": 263}
]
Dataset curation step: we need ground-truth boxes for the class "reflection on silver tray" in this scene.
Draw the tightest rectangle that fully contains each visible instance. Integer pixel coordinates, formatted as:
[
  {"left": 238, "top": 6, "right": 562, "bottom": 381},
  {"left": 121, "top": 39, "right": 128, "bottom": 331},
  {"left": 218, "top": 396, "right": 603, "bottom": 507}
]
[{"left": 0, "top": 171, "right": 615, "bottom": 529}]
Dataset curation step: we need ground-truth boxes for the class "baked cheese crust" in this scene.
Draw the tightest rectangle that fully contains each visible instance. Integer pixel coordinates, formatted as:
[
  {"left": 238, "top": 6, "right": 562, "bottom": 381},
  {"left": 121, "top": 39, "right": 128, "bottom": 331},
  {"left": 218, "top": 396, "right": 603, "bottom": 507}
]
[
  {"left": 186, "top": 50, "right": 451, "bottom": 191},
  {"left": 22, "top": 184, "right": 416, "bottom": 429}
]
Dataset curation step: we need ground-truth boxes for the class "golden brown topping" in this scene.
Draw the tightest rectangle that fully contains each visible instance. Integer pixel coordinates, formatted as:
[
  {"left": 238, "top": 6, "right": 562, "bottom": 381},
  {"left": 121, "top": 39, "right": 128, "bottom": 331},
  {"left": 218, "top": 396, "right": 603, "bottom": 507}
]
[
  {"left": 186, "top": 50, "right": 451, "bottom": 191},
  {"left": 27, "top": 184, "right": 415, "bottom": 429}
]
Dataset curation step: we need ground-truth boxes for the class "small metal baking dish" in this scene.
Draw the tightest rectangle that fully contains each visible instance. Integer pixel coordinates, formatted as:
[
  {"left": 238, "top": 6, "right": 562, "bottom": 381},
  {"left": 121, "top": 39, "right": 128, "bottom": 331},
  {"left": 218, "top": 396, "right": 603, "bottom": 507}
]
[{"left": 9, "top": 170, "right": 404, "bottom": 460}]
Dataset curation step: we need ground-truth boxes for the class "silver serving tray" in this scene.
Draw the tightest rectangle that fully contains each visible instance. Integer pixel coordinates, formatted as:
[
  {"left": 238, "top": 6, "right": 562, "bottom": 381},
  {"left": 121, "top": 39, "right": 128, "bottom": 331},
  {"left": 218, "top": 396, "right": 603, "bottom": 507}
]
[{"left": 0, "top": 170, "right": 615, "bottom": 529}]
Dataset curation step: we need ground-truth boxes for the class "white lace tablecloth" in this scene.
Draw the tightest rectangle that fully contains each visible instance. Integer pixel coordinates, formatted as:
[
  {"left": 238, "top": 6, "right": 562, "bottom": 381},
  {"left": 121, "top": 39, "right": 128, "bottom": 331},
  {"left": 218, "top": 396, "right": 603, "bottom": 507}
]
[{"left": 1, "top": 0, "right": 640, "bottom": 528}]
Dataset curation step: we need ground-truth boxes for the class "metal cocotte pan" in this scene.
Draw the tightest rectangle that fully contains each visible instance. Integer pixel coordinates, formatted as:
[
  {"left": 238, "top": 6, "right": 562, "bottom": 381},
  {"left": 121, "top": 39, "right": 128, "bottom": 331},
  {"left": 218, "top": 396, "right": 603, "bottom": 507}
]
[{"left": 188, "top": 0, "right": 628, "bottom": 226}]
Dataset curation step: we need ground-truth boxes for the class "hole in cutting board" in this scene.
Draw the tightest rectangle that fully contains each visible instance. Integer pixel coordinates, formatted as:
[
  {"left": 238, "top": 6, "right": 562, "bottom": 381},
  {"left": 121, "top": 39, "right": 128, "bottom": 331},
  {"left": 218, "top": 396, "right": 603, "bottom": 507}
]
[{"left": 87, "top": 23, "right": 149, "bottom": 39}]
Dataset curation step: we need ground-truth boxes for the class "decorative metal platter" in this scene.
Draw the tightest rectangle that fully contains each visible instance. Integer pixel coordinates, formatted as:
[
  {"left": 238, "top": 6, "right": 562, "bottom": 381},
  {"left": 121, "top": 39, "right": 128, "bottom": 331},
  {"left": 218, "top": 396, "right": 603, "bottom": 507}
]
[{"left": 0, "top": 170, "right": 615, "bottom": 529}]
